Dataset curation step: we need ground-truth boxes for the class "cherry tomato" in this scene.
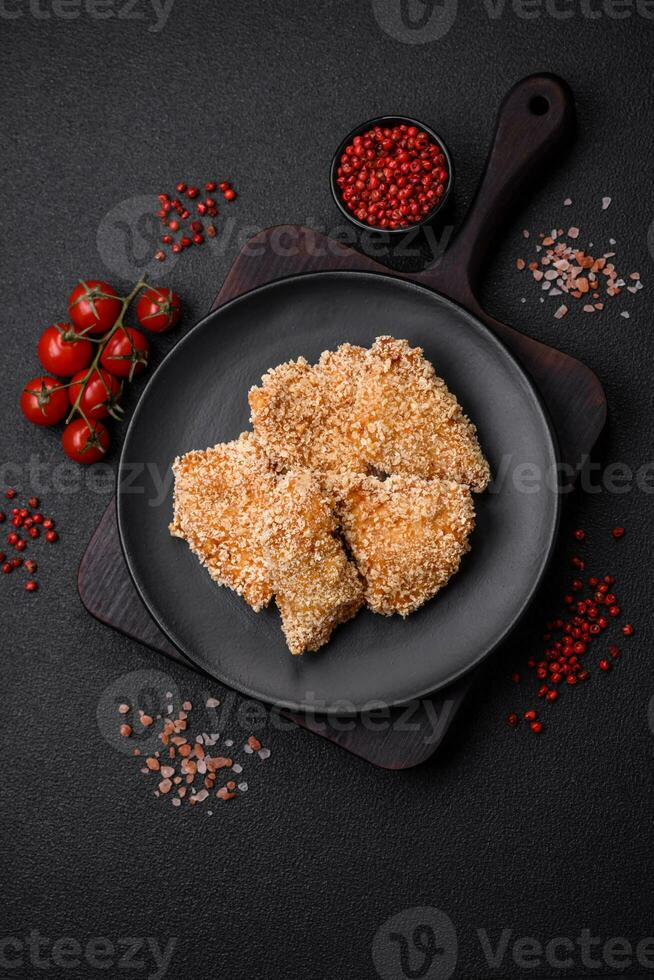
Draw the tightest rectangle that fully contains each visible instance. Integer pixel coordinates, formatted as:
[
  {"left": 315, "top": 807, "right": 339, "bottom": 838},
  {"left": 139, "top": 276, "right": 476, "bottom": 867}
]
[
  {"left": 136, "top": 287, "right": 182, "bottom": 333},
  {"left": 62, "top": 419, "right": 110, "bottom": 464},
  {"left": 68, "top": 369, "right": 122, "bottom": 421},
  {"left": 20, "top": 377, "right": 69, "bottom": 426},
  {"left": 100, "top": 327, "right": 149, "bottom": 379},
  {"left": 68, "top": 280, "right": 122, "bottom": 336},
  {"left": 37, "top": 323, "right": 93, "bottom": 376}
]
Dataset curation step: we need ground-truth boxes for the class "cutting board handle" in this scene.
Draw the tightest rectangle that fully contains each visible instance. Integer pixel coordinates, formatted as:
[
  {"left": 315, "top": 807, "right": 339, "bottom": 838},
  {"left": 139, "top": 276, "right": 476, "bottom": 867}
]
[{"left": 417, "top": 73, "right": 575, "bottom": 307}]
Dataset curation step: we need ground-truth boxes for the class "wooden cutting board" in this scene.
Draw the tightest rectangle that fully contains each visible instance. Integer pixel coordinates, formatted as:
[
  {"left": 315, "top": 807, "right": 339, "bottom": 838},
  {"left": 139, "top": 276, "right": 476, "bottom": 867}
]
[{"left": 78, "top": 74, "right": 606, "bottom": 768}]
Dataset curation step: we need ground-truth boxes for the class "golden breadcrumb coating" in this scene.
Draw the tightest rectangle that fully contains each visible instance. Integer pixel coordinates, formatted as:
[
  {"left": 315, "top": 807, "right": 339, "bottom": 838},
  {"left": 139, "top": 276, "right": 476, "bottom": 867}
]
[
  {"left": 332, "top": 472, "right": 475, "bottom": 617},
  {"left": 352, "top": 336, "right": 490, "bottom": 492},
  {"left": 262, "top": 471, "right": 364, "bottom": 654},
  {"left": 171, "top": 336, "right": 489, "bottom": 655},
  {"left": 248, "top": 344, "right": 367, "bottom": 474},
  {"left": 169, "top": 432, "right": 276, "bottom": 611}
]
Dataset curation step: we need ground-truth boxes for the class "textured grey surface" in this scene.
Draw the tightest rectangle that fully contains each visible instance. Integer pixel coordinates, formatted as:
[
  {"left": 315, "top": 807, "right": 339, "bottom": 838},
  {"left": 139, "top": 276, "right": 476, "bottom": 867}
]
[{"left": 2, "top": 2, "right": 654, "bottom": 978}]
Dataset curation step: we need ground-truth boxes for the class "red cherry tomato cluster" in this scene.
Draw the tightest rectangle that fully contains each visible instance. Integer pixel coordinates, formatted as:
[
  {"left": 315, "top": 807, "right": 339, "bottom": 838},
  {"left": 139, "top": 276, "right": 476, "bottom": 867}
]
[
  {"left": 335, "top": 123, "right": 450, "bottom": 230},
  {"left": 20, "top": 280, "right": 183, "bottom": 464}
]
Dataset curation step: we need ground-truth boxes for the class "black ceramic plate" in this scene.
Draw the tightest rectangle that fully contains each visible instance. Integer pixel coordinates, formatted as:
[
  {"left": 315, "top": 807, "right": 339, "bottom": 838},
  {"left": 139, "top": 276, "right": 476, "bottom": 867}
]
[{"left": 118, "top": 272, "right": 559, "bottom": 714}]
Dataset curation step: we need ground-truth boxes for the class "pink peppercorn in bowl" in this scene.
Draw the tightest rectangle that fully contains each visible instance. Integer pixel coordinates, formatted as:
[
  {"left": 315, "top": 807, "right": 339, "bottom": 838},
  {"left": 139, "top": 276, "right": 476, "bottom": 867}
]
[{"left": 330, "top": 115, "right": 454, "bottom": 234}]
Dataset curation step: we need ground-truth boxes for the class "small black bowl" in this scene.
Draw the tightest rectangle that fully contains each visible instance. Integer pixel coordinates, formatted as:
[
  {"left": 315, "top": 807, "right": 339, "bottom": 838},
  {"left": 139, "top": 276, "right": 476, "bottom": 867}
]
[{"left": 330, "top": 115, "right": 454, "bottom": 235}]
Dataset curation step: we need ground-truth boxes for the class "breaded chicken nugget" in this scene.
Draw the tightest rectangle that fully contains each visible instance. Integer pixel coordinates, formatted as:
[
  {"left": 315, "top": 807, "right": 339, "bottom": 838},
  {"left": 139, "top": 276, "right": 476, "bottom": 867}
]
[
  {"left": 248, "top": 344, "right": 366, "bottom": 474},
  {"left": 332, "top": 472, "right": 475, "bottom": 617},
  {"left": 262, "top": 471, "right": 364, "bottom": 654},
  {"left": 169, "top": 432, "right": 276, "bottom": 611},
  {"left": 353, "top": 336, "right": 490, "bottom": 492}
]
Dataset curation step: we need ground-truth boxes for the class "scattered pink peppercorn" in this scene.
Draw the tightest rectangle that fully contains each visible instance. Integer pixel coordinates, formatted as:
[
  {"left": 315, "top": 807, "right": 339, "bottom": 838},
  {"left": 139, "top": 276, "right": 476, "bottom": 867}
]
[
  {"left": 622, "top": 624, "right": 634, "bottom": 637},
  {"left": 45, "top": 530, "right": 58, "bottom": 543},
  {"left": 574, "top": 529, "right": 586, "bottom": 541},
  {"left": 611, "top": 527, "right": 625, "bottom": 539},
  {"left": 25, "top": 580, "right": 38, "bottom": 592},
  {"left": 506, "top": 713, "right": 519, "bottom": 728}
]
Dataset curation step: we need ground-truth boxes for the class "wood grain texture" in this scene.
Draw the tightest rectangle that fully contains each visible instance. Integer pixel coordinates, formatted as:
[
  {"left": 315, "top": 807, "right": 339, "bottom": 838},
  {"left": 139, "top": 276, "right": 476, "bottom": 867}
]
[{"left": 78, "top": 73, "right": 606, "bottom": 769}]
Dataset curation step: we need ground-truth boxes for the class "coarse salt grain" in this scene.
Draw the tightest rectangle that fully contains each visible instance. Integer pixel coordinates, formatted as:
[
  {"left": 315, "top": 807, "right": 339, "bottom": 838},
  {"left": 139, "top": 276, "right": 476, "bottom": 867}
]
[
  {"left": 133, "top": 696, "right": 270, "bottom": 811},
  {"left": 206, "top": 698, "right": 220, "bottom": 708},
  {"left": 554, "top": 305, "right": 568, "bottom": 319},
  {"left": 602, "top": 197, "right": 611, "bottom": 210}
]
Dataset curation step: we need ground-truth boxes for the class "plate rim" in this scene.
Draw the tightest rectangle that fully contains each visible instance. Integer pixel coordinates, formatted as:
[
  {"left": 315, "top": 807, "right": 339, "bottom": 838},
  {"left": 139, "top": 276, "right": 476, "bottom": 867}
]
[{"left": 117, "top": 270, "right": 561, "bottom": 715}]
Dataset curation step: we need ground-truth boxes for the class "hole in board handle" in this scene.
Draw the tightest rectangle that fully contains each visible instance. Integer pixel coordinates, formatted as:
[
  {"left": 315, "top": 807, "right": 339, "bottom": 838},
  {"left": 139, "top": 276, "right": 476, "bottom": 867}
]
[{"left": 529, "top": 95, "right": 550, "bottom": 116}]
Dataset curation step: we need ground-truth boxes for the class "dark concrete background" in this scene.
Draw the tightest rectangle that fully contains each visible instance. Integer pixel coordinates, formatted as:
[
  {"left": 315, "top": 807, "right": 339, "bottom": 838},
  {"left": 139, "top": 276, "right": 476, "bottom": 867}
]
[{"left": 2, "top": 1, "right": 654, "bottom": 977}]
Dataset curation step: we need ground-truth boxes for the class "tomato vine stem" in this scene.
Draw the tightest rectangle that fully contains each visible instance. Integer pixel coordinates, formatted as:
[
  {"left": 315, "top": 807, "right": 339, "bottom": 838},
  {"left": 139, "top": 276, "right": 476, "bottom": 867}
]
[{"left": 65, "top": 277, "right": 149, "bottom": 426}]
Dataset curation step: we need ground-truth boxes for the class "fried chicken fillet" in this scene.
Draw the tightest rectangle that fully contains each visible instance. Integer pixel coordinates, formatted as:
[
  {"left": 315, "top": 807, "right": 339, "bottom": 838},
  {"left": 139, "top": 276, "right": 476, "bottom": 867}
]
[
  {"left": 353, "top": 336, "right": 490, "bottom": 492},
  {"left": 169, "top": 432, "right": 276, "bottom": 611},
  {"left": 262, "top": 471, "right": 364, "bottom": 654},
  {"left": 248, "top": 344, "right": 366, "bottom": 474},
  {"left": 332, "top": 472, "right": 475, "bottom": 617}
]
